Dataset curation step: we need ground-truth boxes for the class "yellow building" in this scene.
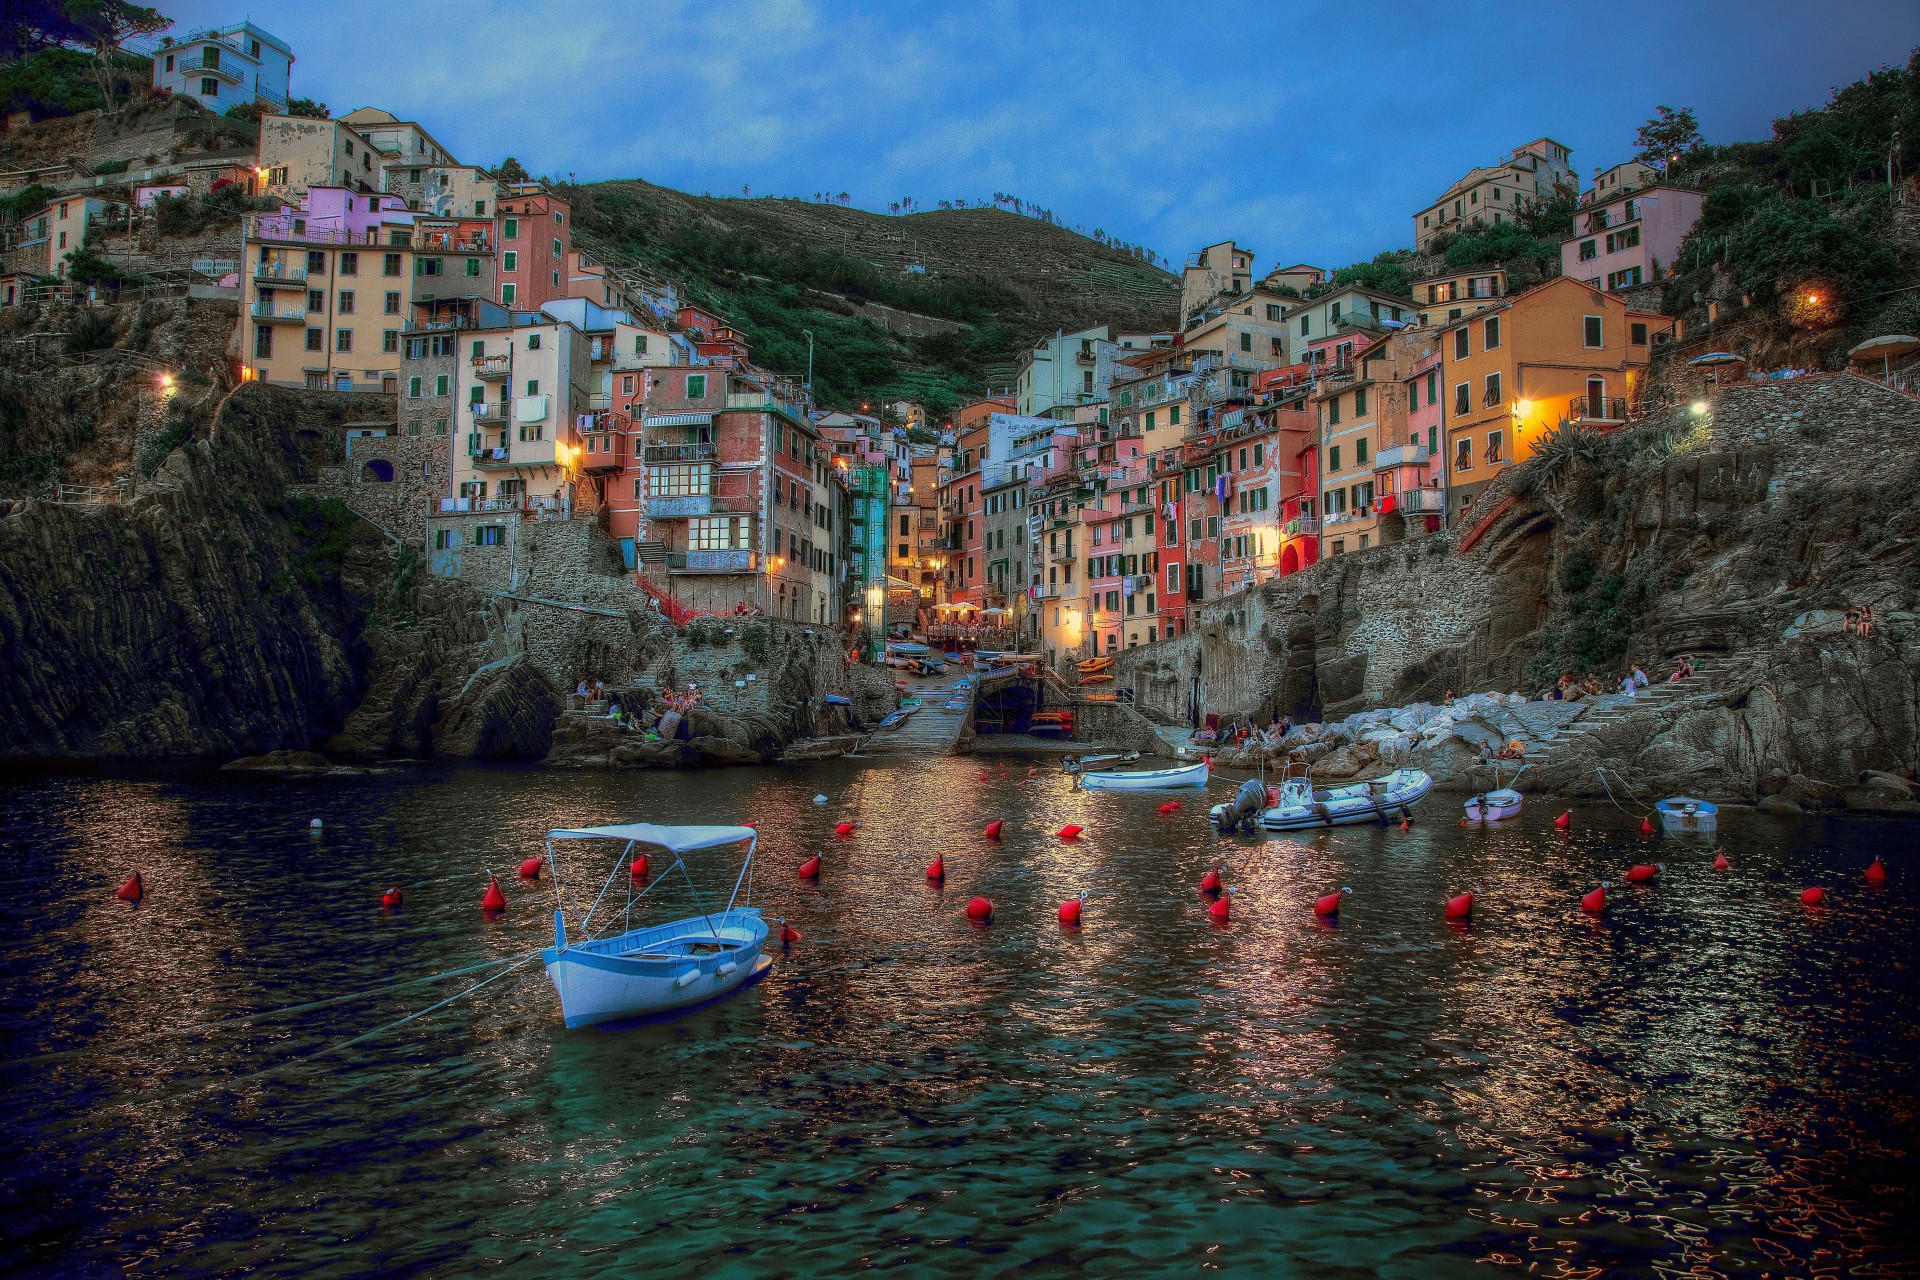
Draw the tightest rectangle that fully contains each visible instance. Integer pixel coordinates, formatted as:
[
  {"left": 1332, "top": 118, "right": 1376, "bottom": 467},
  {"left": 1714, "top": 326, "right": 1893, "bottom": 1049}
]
[
  {"left": 1312, "top": 330, "right": 1434, "bottom": 557},
  {"left": 1182, "top": 285, "right": 1294, "bottom": 372},
  {"left": 1413, "top": 267, "right": 1507, "bottom": 327},
  {"left": 1413, "top": 138, "right": 1576, "bottom": 252}
]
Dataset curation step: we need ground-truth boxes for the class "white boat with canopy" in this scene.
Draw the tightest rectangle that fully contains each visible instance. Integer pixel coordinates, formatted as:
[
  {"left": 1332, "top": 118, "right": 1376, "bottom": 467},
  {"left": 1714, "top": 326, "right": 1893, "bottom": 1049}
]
[
  {"left": 1247, "top": 767, "right": 1434, "bottom": 831},
  {"left": 540, "top": 822, "right": 771, "bottom": 1030}
]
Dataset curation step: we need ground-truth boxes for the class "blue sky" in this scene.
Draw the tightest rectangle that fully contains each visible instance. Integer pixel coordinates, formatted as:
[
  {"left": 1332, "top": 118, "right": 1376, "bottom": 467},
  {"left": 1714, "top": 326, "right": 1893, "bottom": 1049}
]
[{"left": 175, "top": 1, "right": 1916, "bottom": 271}]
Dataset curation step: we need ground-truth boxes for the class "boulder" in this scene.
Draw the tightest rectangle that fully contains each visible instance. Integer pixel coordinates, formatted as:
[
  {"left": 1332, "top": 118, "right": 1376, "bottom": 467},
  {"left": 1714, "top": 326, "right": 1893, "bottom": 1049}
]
[
  {"left": 691, "top": 736, "right": 765, "bottom": 766},
  {"left": 222, "top": 749, "right": 334, "bottom": 773},
  {"left": 1756, "top": 795, "right": 1804, "bottom": 816},
  {"left": 434, "top": 654, "right": 560, "bottom": 759}
]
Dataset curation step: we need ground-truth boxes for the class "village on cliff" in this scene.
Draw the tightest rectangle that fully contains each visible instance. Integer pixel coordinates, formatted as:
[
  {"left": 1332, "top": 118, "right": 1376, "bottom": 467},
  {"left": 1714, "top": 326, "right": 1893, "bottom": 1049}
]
[{"left": 3, "top": 14, "right": 1917, "bottom": 812}]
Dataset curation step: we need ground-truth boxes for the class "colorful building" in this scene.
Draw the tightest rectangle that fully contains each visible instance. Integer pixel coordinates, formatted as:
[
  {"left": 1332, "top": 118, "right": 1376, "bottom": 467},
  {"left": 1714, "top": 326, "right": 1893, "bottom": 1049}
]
[
  {"left": 1413, "top": 138, "right": 1576, "bottom": 252},
  {"left": 1413, "top": 267, "right": 1507, "bottom": 327},
  {"left": 151, "top": 22, "right": 292, "bottom": 114},
  {"left": 1562, "top": 178, "right": 1704, "bottom": 294}
]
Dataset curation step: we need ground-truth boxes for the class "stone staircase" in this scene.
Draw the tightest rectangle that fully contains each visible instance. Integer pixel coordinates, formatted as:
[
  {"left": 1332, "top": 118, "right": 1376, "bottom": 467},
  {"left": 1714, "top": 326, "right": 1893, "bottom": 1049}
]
[
  {"left": 862, "top": 676, "right": 974, "bottom": 755},
  {"left": 1526, "top": 653, "right": 1741, "bottom": 764}
]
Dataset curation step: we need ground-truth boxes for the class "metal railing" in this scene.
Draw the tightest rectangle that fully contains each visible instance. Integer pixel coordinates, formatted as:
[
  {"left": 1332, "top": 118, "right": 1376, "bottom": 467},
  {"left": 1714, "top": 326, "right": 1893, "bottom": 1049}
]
[
  {"left": 252, "top": 262, "right": 307, "bottom": 283},
  {"left": 668, "top": 550, "right": 753, "bottom": 573},
  {"left": 472, "top": 355, "right": 510, "bottom": 379},
  {"left": 1395, "top": 488, "right": 1445, "bottom": 513},
  {"left": 248, "top": 300, "right": 306, "bottom": 322},
  {"left": 642, "top": 441, "right": 715, "bottom": 463},
  {"left": 1283, "top": 516, "right": 1319, "bottom": 536},
  {"left": 1566, "top": 395, "right": 1630, "bottom": 424}
]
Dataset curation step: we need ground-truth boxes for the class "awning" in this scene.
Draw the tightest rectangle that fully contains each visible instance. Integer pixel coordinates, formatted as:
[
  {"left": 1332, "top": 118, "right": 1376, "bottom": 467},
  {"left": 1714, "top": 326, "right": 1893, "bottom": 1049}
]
[{"left": 546, "top": 823, "right": 755, "bottom": 851}]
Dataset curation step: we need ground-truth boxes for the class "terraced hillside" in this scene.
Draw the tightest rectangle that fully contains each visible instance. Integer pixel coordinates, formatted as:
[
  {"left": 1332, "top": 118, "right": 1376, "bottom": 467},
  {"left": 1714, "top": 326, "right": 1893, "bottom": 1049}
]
[{"left": 569, "top": 178, "right": 1179, "bottom": 416}]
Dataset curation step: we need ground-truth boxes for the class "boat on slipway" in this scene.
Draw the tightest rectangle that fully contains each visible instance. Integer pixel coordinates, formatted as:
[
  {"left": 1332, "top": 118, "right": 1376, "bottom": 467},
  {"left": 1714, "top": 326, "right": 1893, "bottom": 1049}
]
[
  {"left": 1078, "top": 760, "right": 1210, "bottom": 791},
  {"left": 540, "top": 823, "right": 771, "bottom": 1030},
  {"left": 1224, "top": 767, "right": 1433, "bottom": 831}
]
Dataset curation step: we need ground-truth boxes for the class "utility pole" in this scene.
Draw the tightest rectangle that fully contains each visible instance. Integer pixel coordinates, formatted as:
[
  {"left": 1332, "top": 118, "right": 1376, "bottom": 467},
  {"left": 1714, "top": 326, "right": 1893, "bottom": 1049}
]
[{"left": 803, "top": 329, "right": 814, "bottom": 393}]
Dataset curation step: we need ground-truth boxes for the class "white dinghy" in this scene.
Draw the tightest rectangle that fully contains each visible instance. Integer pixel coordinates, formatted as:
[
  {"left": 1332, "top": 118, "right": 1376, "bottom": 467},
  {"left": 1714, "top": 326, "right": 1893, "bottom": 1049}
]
[
  {"left": 1078, "top": 760, "right": 1210, "bottom": 791},
  {"left": 540, "top": 822, "right": 771, "bottom": 1030},
  {"left": 1255, "top": 767, "right": 1434, "bottom": 831},
  {"left": 1463, "top": 789, "right": 1523, "bottom": 821}
]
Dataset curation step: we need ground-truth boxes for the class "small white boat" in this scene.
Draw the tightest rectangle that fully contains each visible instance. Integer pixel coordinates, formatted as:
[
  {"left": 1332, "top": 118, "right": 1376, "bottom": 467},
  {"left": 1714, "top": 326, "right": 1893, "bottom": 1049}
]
[
  {"left": 540, "top": 822, "right": 771, "bottom": 1030},
  {"left": 1250, "top": 768, "right": 1434, "bottom": 831},
  {"left": 1464, "top": 788, "right": 1523, "bottom": 821},
  {"left": 1078, "top": 760, "right": 1209, "bottom": 791},
  {"left": 1656, "top": 796, "right": 1718, "bottom": 831},
  {"left": 1062, "top": 750, "right": 1141, "bottom": 774}
]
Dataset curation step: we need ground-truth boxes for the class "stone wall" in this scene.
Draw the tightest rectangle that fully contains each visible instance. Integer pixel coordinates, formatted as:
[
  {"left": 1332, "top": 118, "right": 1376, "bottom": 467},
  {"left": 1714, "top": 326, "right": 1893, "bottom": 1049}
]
[{"left": 290, "top": 433, "right": 447, "bottom": 543}]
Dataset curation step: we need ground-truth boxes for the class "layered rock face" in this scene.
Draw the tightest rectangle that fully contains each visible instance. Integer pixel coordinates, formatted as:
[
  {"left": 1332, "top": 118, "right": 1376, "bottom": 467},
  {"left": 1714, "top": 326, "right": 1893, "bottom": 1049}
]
[{"left": 0, "top": 385, "right": 383, "bottom": 760}]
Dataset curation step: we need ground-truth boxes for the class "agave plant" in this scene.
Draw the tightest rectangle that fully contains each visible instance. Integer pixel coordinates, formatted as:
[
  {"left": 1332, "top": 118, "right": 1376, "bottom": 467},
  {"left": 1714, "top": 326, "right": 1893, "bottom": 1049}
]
[{"left": 1526, "top": 419, "right": 1603, "bottom": 512}]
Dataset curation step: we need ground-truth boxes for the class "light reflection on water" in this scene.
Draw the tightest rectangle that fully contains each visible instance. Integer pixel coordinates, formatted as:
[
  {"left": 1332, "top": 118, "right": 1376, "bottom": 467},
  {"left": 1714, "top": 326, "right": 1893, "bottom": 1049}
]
[{"left": 1, "top": 759, "right": 1916, "bottom": 1278}]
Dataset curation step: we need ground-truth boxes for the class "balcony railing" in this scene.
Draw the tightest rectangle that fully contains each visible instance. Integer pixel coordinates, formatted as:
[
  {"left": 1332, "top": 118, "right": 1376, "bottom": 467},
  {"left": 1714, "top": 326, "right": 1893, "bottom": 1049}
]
[
  {"left": 248, "top": 300, "right": 306, "bottom": 323},
  {"left": 470, "top": 401, "right": 510, "bottom": 423},
  {"left": 468, "top": 446, "right": 514, "bottom": 469},
  {"left": 643, "top": 441, "right": 716, "bottom": 463},
  {"left": 724, "top": 390, "right": 806, "bottom": 420},
  {"left": 175, "top": 55, "right": 243, "bottom": 81},
  {"left": 1395, "top": 487, "right": 1446, "bottom": 513},
  {"left": 472, "top": 354, "right": 510, "bottom": 380},
  {"left": 1566, "top": 395, "right": 1630, "bottom": 425},
  {"left": 252, "top": 262, "right": 307, "bottom": 283},
  {"left": 668, "top": 549, "right": 753, "bottom": 573},
  {"left": 1283, "top": 516, "right": 1320, "bottom": 536}
]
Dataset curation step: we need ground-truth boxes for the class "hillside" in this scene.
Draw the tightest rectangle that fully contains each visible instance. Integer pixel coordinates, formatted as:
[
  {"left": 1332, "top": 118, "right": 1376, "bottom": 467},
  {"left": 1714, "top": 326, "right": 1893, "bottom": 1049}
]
[{"left": 567, "top": 179, "right": 1179, "bottom": 415}]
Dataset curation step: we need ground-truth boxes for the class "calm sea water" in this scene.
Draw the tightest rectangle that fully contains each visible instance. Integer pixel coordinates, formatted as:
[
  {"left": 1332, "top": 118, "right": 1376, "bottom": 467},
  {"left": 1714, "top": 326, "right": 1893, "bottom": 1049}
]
[{"left": 2, "top": 759, "right": 1916, "bottom": 1278}]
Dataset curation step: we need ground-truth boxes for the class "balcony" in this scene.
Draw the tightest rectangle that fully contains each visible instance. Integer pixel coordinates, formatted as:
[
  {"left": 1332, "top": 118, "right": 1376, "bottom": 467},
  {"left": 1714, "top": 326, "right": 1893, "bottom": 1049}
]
[
  {"left": 724, "top": 390, "right": 806, "bottom": 421},
  {"left": 1566, "top": 395, "right": 1630, "bottom": 425},
  {"left": 1373, "top": 443, "right": 1430, "bottom": 470},
  {"left": 668, "top": 550, "right": 753, "bottom": 573},
  {"left": 472, "top": 354, "right": 510, "bottom": 380},
  {"left": 1075, "top": 347, "right": 1097, "bottom": 366},
  {"left": 252, "top": 262, "right": 307, "bottom": 284},
  {"left": 1396, "top": 487, "right": 1446, "bottom": 514},
  {"left": 175, "top": 54, "right": 243, "bottom": 82},
  {"left": 468, "top": 445, "right": 514, "bottom": 469},
  {"left": 470, "top": 401, "right": 510, "bottom": 423},
  {"left": 643, "top": 441, "right": 716, "bottom": 463},
  {"left": 588, "top": 392, "right": 612, "bottom": 411},
  {"left": 249, "top": 300, "right": 306, "bottom": 323},
  {"left": 647, "top": 493, "right": 751, "bottom": 519},
  {"left": 1283, "top": 516, "right": 1320, "bottom": 537},
  {"left": 579, "top": 433, "right": 626, "bottom": 471}
]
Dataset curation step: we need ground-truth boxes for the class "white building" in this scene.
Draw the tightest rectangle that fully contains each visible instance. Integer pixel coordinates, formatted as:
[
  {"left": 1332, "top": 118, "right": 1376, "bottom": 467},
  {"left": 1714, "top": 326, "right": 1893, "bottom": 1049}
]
[{"left": 151, "top": 22, "right": 293, "bottom": 113}]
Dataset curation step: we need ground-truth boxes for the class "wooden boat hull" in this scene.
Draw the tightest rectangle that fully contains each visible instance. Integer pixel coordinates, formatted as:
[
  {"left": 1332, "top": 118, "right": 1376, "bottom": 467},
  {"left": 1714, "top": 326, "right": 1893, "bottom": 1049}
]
[
  {"left": 543, "top": 909, "right": 769, "bottom": 1029},
  {"left": 1080, "top": 761, "right": 1209, "bottom": 790},
  {"left": 1464, "top": 788, "right": 1523, "bottom": 821},
  {"left": 1247, "top": 768, "right": 1434, "bottom": 831}
]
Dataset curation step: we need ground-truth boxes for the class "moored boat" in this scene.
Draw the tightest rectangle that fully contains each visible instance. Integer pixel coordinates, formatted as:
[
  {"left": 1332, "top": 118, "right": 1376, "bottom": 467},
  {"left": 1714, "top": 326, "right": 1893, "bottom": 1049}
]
[
  {"left": 1464, "top": 788, "right": 1523, "bottom": 821},
  {"left": 1655, "top": 796, "right": 1718, "bottom": 830},
  {"left": 1062, "top": 750, "right": 1141, "bottom": 773},
  {"left": 540, "top": 822, "right": 771, "bottom": 1029},
  {"left": 1079, "top": 760, "right": 1209, "bottom": 791},
  {"left": 1238, "top": 767, "right": 1433, "bottom": 831}
]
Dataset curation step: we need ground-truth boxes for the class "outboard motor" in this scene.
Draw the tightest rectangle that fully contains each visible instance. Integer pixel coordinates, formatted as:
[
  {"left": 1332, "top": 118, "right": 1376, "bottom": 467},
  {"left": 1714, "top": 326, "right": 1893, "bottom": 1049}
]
[{"left": 1214, "top": 776, "right": 1270, "bottom": 833}]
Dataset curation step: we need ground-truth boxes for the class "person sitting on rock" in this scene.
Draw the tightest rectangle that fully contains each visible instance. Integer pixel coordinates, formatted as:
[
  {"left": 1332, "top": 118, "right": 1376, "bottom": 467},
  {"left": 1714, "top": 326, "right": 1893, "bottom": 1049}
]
[
  {"left": 1859, "top": 603, "right": 1876, "bottom": 637},
  {"left": 1631, "top": 665, "right": 1649, "bottom": 691}
]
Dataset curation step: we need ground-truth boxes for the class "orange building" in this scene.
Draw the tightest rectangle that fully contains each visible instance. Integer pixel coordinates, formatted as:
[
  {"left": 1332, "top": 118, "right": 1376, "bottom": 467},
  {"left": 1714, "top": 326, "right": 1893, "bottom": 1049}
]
[{"left": 1438, "top": 276, "right": 1673, "bottom": 510}]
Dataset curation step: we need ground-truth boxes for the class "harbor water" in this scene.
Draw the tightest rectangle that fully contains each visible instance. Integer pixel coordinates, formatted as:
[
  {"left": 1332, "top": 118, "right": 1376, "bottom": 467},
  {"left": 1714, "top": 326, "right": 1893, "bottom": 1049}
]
[{"left": 2, "top": 759, "right": 1916, "bottom": 1277}]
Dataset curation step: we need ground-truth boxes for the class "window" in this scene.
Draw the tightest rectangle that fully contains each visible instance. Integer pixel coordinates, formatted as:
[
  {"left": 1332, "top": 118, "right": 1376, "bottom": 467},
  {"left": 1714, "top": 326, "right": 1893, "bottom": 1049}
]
[
  {"left": 336, "top": 329, "right": 353, "bottom": 352},
  {"left": 408, "top": 375, "right": 423, "bottom": 398},
  {"left": 1483, "top": 316, "right": 1500, "bottom": 350},
  {"left": 1299, "top": 314, "right": 1310, "bottom": 336},
  {"left": 1328, "top": 397, "right": 1341, "bottom": 426},
  {"left": 1605, "top": 226, "right": 1641, "bottom": 253},
  {"left": 1253, "top": 442, "right": 1263, "bottom": 467},
  {"left": 504, "top": 217, "right": 519, "bottom": 240},
  {"left": 1578, "top": 239, "right": 1597, "bottom": 262},
  {"left": 253, "top": 325, "right": 272, "bottom": 358},
  {"left": 336, "top": 290, "right": 354, "bottom": 314},
  {"left": 1169, "top": 404, "right": 1181, "bottom": 426},
  {"left": 475, "top": 526, "right": 503, "bottom": 547},
  {"left": 1355, "top": 437, "right": 1368, "bottom": 465},
  {"left": 1453, "top": 328, "right": 1468, "bottom": 360},
  {"left": 306, "top": 327, "right": 322, "bottom": 351},
  {"left": 435, "top": 373, "right": 449, "bottom": 396},
  {"left": 1607, "top": 267, "right": 1644, "bottom": 290},
  {"left": 552, "top": 238, "right": 563, "bottom": 258},
  {"left": 1630, "top": 322, "right": 1648, "bottom": 346},
  {"left": 417, "top": 257, "right": 442, "bottom": 276},
  {"left": 633, "top": 334, "right": 648, "bottom": 355},
  {"left": 1455, "top": 436, "right": 1472, "bottom": 471},
  {"left": 1487, "top": 431, "right": 1505, "bottom": 464},
  {"left": 1240, "top": 332, "right": 1252, "bottom": 352},
  {"left": 1329, "top": 444, "right": 1341, "bottom": 472},
  {"left": 201, "top": 77, "right": 219, "bottom": 97},
  {"left": 1583, "top": 316, "right": 1603, "bottom": 348},
  {"left": 500, "top": 283, "right": 516, "bottom": 305},
  {"left": 165, "top": 53, "right": 173, "bottom": 71},
  {"left": 307, "top": 250, "right": 326, "bottom": 275},
  {"left": 1426, "top": 370, "right": 1438, "bottom": 403},
  {"left": 502, "top": 250, "right": 517, "bottom": 272},
  {"left": 384, "top": 291, "right": 401, "bottom": 314},
  {"left": 1454, "top": 383, "right": 1470, "bottom": 416},
  {"left": 1266, "top": 304, "right": 1283, "bottom": 321},
  {"left": 1146, "top": 411, "right": 1156, "bottom": 431},
  {"left": 651, "top": 464, "right": 712, "bottom": 496},
  {"left": 525, "top": 379, "right": 539, "bottom": 396},
  {"left": 339, "top": 252, "right": 358, "bottom": 275},
  {"left": 1483, "top": 372, "right": 1502, "bottom": 407},
  {"left": 1354, "top": 385, "right": 1368, "bottom": 416},
  {"left": 306, "top": 288, "right": 325, "bottom": 312},
  {"left": 383, "top": 253, "right": 402, "bottom": 276},
  {"left": 686, "top": 374, "right": 706, "bottom": 398}
]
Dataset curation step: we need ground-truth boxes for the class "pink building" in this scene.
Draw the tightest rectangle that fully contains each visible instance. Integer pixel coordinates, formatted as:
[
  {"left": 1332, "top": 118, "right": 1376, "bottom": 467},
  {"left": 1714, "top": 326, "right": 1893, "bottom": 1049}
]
[
  {"left": 1562, "top": 181, "right": 1703, "bottom": 294},
  {"left": 1380, "top": 349, "right": 1446, "bottom": 531}
]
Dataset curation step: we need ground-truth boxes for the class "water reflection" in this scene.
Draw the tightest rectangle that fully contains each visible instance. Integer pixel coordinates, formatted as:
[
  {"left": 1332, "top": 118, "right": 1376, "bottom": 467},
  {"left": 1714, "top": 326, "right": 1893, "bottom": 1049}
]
[{"left": 1, "top": 761, "right": 1915, "bottom": 1277}]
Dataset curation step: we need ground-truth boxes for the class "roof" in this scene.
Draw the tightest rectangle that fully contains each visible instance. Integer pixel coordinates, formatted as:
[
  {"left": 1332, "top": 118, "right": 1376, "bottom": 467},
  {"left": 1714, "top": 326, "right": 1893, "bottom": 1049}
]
[{"left": 547, "top": 823, "right": 756, "bottom": 851}]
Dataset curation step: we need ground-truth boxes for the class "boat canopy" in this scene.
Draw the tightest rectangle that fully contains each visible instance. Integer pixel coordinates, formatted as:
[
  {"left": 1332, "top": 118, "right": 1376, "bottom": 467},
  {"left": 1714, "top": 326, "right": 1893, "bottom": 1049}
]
[{"left": 545, "top": 823, "right": 756, "bottom": 851}]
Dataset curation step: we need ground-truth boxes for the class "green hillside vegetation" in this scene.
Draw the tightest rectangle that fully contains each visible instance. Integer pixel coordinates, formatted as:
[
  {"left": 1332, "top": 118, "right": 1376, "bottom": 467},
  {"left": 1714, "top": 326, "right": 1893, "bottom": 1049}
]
[{"left": 567, "top": 178, "right": 1178, "bottom": 416}]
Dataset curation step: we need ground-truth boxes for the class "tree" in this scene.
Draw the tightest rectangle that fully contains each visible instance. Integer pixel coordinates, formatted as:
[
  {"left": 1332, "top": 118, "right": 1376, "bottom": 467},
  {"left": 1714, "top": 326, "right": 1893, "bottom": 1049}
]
[
  {"left": 63, "top": 1, "right": 170, "bottom": 110},
  {"left": 1635, "top": 105, "right": 1703, "bottom": 171},
  {"left": 0, "top": 1, "right": 88, "bottom": 63},
  {"left": 495, "top": 156, "right": 530, "bottom": 183}
]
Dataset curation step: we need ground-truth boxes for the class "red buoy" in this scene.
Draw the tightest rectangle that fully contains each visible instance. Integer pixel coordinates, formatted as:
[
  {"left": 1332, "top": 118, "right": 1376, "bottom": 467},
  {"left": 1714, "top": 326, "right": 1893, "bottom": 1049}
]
[
  {"left": 1626, "top": 863, "right": 1662, "bottom": 883},
  {"left": 1314, "top": 887, "right": 1351, "bottom": 917},
  {"left": 1200, "top": 867, "right": 1223, "bottom": 894},
  {"left": 780, "top": 922, "right": 802, "bottom": 945},
  {"left": 1058, "top": 824, "right": 1084, "bottom": 840},
  {"left": 1581, "top": 882, "right": 1610, "bottom": 912},
  {"left": 1800, "top": 885, "right": 1826, "bottom": 906},
  {"left": 481, "top": 877, "right": 507, "bottom": 912},
  {"left": 926, "top": 855, "right": 945, "bottom": 880},
  {"left": 966, "top": 895, "right": 994, "bottom": 923},
  {"left": 1866, "top": 858, "right": 1888, "bottom": 884},
  {"left": 984, "top": 819, "right": 1003, "bottom": 839},
  {"left": 978, "top": 771, "right": 990, "bottom": 781},
  {"left": 1713, "top": 850, "right": 1730, "bottom": 872},
  {"left": 1555, "top": 810, "right": 1572, "bottom": 831},
  {"left": 1399, "top": 817, "right": 1411, "bottom": 831},
  {"left": 382, "top": 887, "right": 403, "bottom": 909},
  {"left": 518, "top": 856, "right": 544, "bottom": 880},
  {"left": 1058, "top": 896, "right": 1083, "bottom": 927},
  {"left": 115, "top": 871, "right": 143, "bottom": 902},
  {"left": 1640, "top": 817, "right": 1654, "bottom": 835},
  {"left": 1158, "top": 801, "right": 1176, "bottom": 814},
  {"left": 630, "top": 854, "right": 651, "bottom": 880},
  {"left": 1445, "top": 890, "right": 1474, "bottom": 920},
  {"left": 1207, "top": 890, "right": 1232, "bottom": 921},
  {"left": 834, "top": 821, "right": 855, "bottom": 838},
  {"left": 798, "top": 854, "right": 822, "bottom": 879}
]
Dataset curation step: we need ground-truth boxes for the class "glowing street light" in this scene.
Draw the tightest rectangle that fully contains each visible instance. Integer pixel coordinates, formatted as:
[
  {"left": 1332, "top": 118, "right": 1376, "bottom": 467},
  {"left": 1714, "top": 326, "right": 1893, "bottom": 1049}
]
[{"left": 1689, "top": 400, "right": 1709, "bottom": 415}]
